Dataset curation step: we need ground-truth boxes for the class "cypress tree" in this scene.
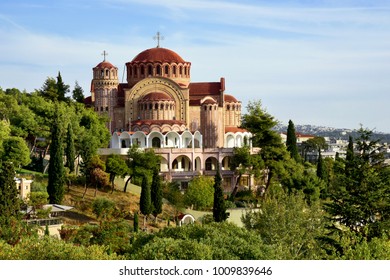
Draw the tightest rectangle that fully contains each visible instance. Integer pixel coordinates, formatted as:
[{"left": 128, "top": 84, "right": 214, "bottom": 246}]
[
  {"left": 213, "top": 165, "right": 228, "bottom": 222},
  {"left": 151, "top": 169, "right": 162, "bottom": 220},
  {"left": 139, "top": 175, "right": 151, "bottom": 226},
  {"left": 56, "top": 72, "right": 70, "bottom": 102},
  {"left": 133, "top": 212, "right": 139, "bottom": 233},
  {"left": 345, "top": 135, "right": 354, "bottom": 176},
  {"left": 65, "top": 122, "right": 75, "bottom": 173},
  {"left": 47, "top": 109, "right": 65, "bottom": 204},
  {"left": 316, "top": 149, "right": 325, "bottom": 180},
  {"left": 0, "top": 162, "right": 20, "bottom": 221},
  {"left": 286, "top": 120, "right": 300, "bottom": 161}
]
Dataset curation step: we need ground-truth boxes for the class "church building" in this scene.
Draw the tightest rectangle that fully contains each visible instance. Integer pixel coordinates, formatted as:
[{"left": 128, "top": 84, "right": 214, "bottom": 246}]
[{"left": 86, "top": 39, "right": 253, "bottom": 190}]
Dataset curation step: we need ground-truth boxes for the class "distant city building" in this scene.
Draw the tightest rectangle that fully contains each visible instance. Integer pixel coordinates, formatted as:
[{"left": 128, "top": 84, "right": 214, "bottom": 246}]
[{"left": 85, "top": 40, "right": 254, "bottom": 190}]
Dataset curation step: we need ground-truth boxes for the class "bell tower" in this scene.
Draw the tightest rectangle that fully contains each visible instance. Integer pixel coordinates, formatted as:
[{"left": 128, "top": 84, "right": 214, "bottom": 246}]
[{"left": 91, "top": 51, "right": 119, "bottom": 132}]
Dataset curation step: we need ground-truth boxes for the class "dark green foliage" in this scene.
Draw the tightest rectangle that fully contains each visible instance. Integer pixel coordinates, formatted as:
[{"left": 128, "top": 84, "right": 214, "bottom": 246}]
[
  {"left": 0, "top": 162, "right": 20, "bottom": 220},
  {"left": 65, "top": 122, "right": 75, "bottom": 173},
  {"left": 106, "top": 154, "right": 128, "bottom": 193},
  {"left": 133, "top": 212, "right": 139, "bottom": 233},
  {"left": 56, "top": 72, "right": 70, "bottom": 102},
  {"left": 125, "top": 146, "right": 161, "bottom": 192},
  {"left": 0, "top": 235, "right": 122, "bottom": 260},
  {"left": 286, "top": 119, "right": 300, "bottom": 161},
  {"left": 129, "top": 223, "right": 276, "bottom": 260},
  {"left": 240, "top": 100, "right": 287, "bottom": 195},
  {"left": 72, "top": 81, "right": 85, "bottom": 103},
  {"left": 213, "top": 166, "right": 228, "bottom": 222},
  {"left": 326, "top": 127, "right": 390, "bottom": 240},
  {"left": 345, "top": 135, "right": 354, "bottom": 176},
  {"left": 92, "top": 197, "right": 115, "bottom": 220},
  {"left": 47, "top": 109, "right": 65, "bottom": 204},
  {"left": 151, "top": 169, "right": 162, "bottom": 218},
  {"left": 139, "top": 175, "right": 152, "bottom": 217},
  {"left": 1, "top": 136, "right": 31, "bottom": 167},
  {"left": 242, "top": 189, "right": 326, "bottom": 259},
  {"left": 184, "top": 176, "right": 214, "bottom": 210},
  {"left": 316, "top": 149, "right": 326, "bottom": 180}
]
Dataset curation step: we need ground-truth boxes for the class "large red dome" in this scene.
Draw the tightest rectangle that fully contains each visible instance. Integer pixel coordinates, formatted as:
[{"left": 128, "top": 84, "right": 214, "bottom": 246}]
[{"left": 131, "top": 47, "right": 185, "bottom": 64}]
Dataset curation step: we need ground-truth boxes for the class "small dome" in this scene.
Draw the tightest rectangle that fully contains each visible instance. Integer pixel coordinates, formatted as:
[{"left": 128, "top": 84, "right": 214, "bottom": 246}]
[
  {"left": 224, "top": 94, "right": 238, "bottom": 102},
  {"left": 141, "top": 92, "right": 173, "bottom": 101},
  {"left": 95, "top": 61, "right": 116, "bottom": 69},
  {"left": 131, "top": 47, "right": 186, "bottom": 64}
]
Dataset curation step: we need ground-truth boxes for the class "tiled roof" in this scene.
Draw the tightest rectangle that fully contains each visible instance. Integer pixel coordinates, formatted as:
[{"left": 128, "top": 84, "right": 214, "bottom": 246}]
[
  {"left": 189, "top": 82, "right": 221, "bottom": 96},
  {"left": 224, "top": 94, "right": 238, "bottom": 102},
  {"left": 94, "top": 60, "right": 116, "bottom": 69},
  {"left": 84, "top": 96, "right": 92, "bottom": 105},
  {"left": 131, "top": 47, "right": 186, "bottom": 64}
]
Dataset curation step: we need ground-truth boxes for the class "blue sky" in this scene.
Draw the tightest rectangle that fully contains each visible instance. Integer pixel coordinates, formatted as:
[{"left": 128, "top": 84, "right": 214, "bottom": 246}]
[{"left": 1, "top": 0, "right": 390, "bottom": 132}]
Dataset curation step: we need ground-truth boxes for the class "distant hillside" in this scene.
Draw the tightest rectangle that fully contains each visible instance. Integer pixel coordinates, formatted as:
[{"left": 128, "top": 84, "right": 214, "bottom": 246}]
[{"left": 275, "top": 124, "right": 390, "bottom": 143}]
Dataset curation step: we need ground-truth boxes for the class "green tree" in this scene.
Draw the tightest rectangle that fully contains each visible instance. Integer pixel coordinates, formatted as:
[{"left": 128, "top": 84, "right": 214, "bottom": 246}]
[
  {"left": 286, "top": 119, "right": 300, "bottom": 161},
  {"left": 326, "top": 127, "right": 390, "bottom": 240},
  {"left": 240, "top": 100, "right": 288, "bottom": 196},
  {"left": 242, "top": 188, "right": 326, "bottom": 259},
  {"left": 151, "top": 169, "right": 163, "bottom": 220},
  {"left": 92, "top": 197, "right": 115, "bottom": 220},
  {"left": 105, "top": 154, "right": 128, "bottom": 193},
  {"left": 39, "top": 77, "right": 58, "bottom": 102},
  {"left": 56, "top": 72, "right": 70, "bottom": 102},
  {"left": 65, "top": 122, "right": 75, "bottom": 173},
  {"left": 0, "top": 120, "right": 11, "bottom": 151},
  {"left": 184, "top": 176, "right": 214, "bottom": 210},
  {"left": 230, "top": 145, "right": 262, "bottom": 197},
  {"left": 345, "top": 135, "right": 355, "bottom": 176},
  {"left": 133, "top": 212, "right": 139, "bottom": 233},
  {"left": 47, "top": 109, "right": 65, "bottom": 204},
  {"left": 72, "top": 81, "right": 85, "bottom": 103},
  {"left": 1, "top": 136, "right": 31, "bottom": 167},
  {"left": 140, "top": 175, "right": 152, "bottom": 226},
  {"left": 0, "top": 235, "right": 122, "bottom": 260},
  {"left": 0, "top": 162, "right": 20, "bottom": 221},
  {"left": 213, "top": 165, "right": 228, "bottom": 222},
  {"left": 316, "top": 149, "right": 326, "bottom": 180},
  {"left": 124, "top": 146, "right": 161, "bottom": 192}
]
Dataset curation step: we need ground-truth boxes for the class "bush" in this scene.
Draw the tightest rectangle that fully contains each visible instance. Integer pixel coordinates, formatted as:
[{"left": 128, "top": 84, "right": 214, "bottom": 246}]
[{"left": 91, "top": 197, "right": 115, "bottom": 219}]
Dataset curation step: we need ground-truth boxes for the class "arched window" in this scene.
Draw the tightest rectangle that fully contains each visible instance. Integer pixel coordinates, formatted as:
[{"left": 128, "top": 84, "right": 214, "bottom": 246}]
[
  {"left": 154, "top": 103, "right": 158, "bottom": 110},
  {"left": 172, "top": 159, "right": 178, "bottom": 169},
  {"left": 165, "top": 65, "right": 169, "bottom": 75},
  {"left": 179, "top": 66, "right": 183, "bottom": 76},
  {"left": 133, "top": 66, "right": 137, "bottom": 77},
  {"left": 205, "top": 158, "right": 213, "bottom": 171},
  {"left": 140, "top": 65, "right": 145, "bottom": 76},
  {"left": 227, "top": 105, "right": 230, "bottom": 110},
  {"left": 152, "top": 137, "right": 161, "bottom": 148},
  {"left": 173, "top": 65, "right": 177, "bottom": 76},
  {"left": 148, "top": 65, "right": 153, "bottom": 76},
  {"left": 156, "top": 65, "right": 161, "bottom": 75}
]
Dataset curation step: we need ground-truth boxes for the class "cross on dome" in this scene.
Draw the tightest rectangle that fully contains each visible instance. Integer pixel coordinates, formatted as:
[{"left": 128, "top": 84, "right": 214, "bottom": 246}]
[
  {"left": 153, "top": 32, "right": 164, "bottom": 48},
  {"left": 101, "top": 50, "right": 108, "bottom": 61}
]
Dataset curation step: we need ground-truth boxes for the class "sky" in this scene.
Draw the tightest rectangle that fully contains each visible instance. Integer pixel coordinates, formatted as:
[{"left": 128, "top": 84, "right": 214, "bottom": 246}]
[{"left": 1, "top": 0, "right": 390, "bottom": 132}]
